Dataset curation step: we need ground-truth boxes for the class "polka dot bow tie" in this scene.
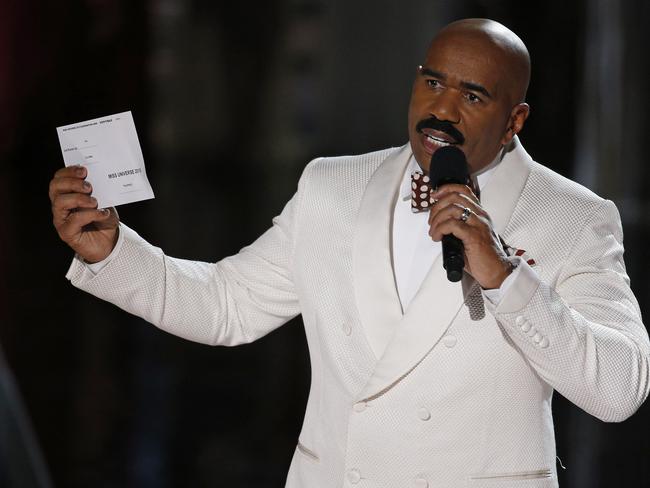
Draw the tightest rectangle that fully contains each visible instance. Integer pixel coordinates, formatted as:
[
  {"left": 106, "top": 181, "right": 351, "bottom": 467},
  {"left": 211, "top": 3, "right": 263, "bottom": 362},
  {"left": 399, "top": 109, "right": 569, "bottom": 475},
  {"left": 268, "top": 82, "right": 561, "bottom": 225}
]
[
  {"left": 410, "top": 170, "right": 480, "bottom": 213},
  {"left": 410, "top": 171, "right": 435, "bottom": 212}
]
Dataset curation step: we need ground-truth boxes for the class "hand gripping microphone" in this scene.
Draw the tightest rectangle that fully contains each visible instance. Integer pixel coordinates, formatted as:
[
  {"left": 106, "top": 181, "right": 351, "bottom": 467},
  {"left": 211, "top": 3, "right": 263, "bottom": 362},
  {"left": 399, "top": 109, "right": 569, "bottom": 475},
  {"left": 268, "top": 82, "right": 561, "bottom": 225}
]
[{"left": 428, "top": 146, "right": 470, "bottom": 282}]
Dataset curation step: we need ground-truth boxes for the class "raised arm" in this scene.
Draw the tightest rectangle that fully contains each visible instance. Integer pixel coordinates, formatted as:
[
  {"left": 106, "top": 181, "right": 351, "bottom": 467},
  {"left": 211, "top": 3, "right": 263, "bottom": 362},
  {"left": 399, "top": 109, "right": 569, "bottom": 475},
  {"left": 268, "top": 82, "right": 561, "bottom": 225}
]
[{"left": 51, "top": 164, "right": 309, "bottom": 346}]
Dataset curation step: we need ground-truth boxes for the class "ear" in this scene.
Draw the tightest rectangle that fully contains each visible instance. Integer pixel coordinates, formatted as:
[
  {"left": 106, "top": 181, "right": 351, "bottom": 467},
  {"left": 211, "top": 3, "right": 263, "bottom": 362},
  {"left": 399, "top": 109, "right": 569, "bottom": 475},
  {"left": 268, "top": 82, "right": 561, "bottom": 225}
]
[{"left": 500, "top": 103, "right": 530, "bottom": 146}]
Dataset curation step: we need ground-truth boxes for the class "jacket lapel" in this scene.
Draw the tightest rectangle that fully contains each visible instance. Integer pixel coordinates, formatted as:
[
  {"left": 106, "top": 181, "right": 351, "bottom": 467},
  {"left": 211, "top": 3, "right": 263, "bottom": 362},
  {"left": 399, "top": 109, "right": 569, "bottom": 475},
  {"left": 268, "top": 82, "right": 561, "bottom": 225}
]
[
  {"left": 357, "top": 253, "right": 467, "bottom": 400},
  {"left": 356, "top": 137, "right": 533, "bottom": 401},
  {"left": 481, "top": 136, "right": 533, "bottom": 235},
  {"left": 352, "top": 144, "right": 411, "bottom": 360}
]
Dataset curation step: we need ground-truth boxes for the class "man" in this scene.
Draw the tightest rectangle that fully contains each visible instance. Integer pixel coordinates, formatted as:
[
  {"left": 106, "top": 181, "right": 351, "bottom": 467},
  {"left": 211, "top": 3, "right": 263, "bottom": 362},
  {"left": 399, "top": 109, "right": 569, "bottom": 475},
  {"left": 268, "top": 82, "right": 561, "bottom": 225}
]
[{"left": 49, "top": 18, "right": 649, "bottom": 488}]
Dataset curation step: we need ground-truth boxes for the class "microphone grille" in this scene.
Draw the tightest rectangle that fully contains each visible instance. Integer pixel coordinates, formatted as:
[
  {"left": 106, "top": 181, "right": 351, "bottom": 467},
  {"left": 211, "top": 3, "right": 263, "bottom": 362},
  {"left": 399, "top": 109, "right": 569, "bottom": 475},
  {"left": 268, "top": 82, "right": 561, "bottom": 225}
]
[{"left": 429, "top": 146, "right": 469, "bottom": 187}]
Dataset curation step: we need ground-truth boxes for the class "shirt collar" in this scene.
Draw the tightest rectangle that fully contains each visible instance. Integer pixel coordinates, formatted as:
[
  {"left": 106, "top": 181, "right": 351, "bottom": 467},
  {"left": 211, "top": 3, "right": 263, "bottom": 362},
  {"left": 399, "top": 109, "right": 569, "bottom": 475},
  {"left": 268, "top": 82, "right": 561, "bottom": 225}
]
[{"left": 400, "top": 157, "right": 422, "bottom": 200}]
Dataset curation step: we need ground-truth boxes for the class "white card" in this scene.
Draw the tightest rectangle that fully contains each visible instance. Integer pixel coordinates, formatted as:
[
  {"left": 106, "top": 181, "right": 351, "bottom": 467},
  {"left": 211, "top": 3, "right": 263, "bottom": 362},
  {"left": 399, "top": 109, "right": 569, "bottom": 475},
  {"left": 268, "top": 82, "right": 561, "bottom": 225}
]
[{"left": 56, "top": 111, "right": 154, "bottom": 208}]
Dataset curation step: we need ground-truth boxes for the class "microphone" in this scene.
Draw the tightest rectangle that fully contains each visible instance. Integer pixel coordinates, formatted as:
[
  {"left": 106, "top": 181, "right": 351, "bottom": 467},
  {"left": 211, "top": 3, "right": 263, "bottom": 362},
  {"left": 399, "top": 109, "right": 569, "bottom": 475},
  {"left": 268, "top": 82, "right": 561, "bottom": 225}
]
[{"left": 429, "top": 146, "right": 470, "bottom": 282}]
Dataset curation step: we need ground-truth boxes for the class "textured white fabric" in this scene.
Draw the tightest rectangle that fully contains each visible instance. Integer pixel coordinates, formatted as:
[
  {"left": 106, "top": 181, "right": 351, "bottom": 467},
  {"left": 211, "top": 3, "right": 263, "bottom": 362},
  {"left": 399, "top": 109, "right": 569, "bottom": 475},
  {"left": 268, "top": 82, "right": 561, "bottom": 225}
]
[{"left": 66, "top": 138, "right": 650, "bottom": 488}]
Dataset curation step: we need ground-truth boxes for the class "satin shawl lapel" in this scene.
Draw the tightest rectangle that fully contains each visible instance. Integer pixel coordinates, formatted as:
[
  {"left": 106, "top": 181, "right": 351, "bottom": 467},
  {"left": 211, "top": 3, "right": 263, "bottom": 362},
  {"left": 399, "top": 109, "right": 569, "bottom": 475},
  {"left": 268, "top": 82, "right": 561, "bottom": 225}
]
[
  {"left": 352, "top": 144, "right": 411, "bottom": 360},
  {"left": 357, "top": 137, "right": 533, "bottom": 401}
]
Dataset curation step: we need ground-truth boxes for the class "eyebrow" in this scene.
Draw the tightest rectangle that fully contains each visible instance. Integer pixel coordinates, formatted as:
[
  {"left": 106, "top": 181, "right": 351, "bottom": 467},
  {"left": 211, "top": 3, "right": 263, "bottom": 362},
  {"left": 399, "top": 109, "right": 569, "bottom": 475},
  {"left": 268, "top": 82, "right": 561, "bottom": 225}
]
[{"left": 419, "top": 66, "right": 493, "bottom": 100}]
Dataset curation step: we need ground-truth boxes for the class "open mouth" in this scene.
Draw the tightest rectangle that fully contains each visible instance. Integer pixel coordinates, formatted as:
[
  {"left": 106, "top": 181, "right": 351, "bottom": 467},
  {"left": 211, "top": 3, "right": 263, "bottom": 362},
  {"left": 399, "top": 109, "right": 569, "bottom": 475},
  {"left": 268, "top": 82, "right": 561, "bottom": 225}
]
[
  {"left": 425, "top": 134, "right": 453, "bottom": 146},
  {"left": 420, "top": 129, "right": 459, "bottom": 153}
]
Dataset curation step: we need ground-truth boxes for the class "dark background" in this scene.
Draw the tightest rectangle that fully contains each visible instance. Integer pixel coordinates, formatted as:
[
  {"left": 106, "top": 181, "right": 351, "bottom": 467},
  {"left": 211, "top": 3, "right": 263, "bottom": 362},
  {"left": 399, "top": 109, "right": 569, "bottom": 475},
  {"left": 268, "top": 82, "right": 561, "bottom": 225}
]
[{"left": 2, "top": 0, "right": 649, "bottom": 486}]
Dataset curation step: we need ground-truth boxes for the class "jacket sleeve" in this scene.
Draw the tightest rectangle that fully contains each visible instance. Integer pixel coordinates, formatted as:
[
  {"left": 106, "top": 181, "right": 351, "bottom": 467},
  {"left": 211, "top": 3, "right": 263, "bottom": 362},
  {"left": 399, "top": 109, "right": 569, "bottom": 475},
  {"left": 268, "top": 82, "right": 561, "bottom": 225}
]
[
  {"left": 487, "top": 199, "right": 650, "bottom": 422},
  {"left": 66, "top": 166, "right": 312, "bottom": 347}
]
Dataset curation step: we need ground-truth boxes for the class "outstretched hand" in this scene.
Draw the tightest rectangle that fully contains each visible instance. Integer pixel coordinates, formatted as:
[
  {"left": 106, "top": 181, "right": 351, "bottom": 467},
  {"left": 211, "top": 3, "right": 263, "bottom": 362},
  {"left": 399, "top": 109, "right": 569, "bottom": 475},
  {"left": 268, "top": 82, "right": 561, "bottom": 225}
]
[{"left": 49, "top": 165, "right": 120, "bottom": 263}]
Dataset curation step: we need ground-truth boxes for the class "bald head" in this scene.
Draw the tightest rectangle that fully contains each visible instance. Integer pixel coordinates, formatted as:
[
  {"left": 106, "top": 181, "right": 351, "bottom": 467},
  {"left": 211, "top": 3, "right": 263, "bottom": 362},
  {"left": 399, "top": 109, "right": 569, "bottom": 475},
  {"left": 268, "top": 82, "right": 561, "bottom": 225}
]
[
  {"left": 408, "top": 18, "right": 531, "bottom": 172},
  {"left": 432, "top": 19, "right": 531, "bottom": 105}
]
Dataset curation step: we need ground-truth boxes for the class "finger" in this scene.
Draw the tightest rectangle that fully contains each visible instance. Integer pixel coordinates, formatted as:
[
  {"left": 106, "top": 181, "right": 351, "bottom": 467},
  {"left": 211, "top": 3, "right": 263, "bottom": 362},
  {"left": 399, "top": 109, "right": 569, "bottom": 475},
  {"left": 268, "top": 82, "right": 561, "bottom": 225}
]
[
  {"left": 432, "top": 183, "right": 478, "bottom": 203},
  {"left": 430, "top": 191, "right": 482, "bottom": 213},
  {"left": 50, "top": 165, "right": 89, "bottom": 201},
  {"left": 53, "top": 165, "right": 87, "bottom": 179},
  {"left": 49, "top": 176, "right": 92, "bottom": 202},
  {"left": 57, "top": 208, "right": 111, "bottom": 241},
  {"left": 429, "top": 203, "right": 482, "bottom": 241},
  {"left": 52, "top": 193, "right": 98, "bottom": 226},
  {"left": 429, "top": 213, "right": 475, "bottom": 242},
  {"left": 429, "top": 202, "right": 466, "bottom": 241},
  {"left": 429, "top": 193, "right": 485, "bottom": 225}
]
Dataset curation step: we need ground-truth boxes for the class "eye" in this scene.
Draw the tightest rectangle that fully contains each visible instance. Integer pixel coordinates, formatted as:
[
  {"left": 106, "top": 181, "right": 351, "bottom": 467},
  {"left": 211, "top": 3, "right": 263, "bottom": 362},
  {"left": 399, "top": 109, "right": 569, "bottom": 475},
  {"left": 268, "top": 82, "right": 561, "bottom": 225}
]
[
  {"left": 425, "top": 79, "right": 441, "bottom": 89},
  {"left": 465, "top": 92, "right": 482, "bottom": 104}
]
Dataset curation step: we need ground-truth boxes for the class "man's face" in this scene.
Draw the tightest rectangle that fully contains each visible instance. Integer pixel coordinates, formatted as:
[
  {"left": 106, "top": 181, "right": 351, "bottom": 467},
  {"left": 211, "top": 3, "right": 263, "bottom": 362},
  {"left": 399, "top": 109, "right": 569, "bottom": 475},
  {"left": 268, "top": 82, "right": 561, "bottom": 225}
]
[{"left": 408, "top": 33, "right": 519, "bottom": 174}]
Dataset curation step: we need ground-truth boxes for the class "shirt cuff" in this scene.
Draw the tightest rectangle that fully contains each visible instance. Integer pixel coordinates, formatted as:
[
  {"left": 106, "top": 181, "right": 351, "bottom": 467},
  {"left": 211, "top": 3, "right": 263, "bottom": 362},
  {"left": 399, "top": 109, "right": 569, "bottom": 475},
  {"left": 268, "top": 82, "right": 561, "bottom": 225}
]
[
  {"left": 82, "top": 225, "right": 124, "bottom": 275},
  {"left": 482, "top": 257, "right": 522, "bottom": 305}
]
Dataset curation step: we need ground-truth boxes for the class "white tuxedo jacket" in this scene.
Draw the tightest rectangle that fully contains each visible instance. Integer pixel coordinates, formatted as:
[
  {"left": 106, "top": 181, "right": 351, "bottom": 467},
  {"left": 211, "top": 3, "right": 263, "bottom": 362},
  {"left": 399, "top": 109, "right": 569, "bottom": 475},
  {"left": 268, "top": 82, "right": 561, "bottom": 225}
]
[{"left": 67, "top": 138, "right": 650, "bottom": 488}]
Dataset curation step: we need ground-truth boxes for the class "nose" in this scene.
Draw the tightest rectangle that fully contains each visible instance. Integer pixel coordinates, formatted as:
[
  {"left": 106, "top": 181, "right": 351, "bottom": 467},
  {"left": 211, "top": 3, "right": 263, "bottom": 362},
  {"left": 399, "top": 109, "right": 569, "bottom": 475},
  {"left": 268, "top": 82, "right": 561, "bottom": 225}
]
[{"left": 429, "top": 89, "right": 460, "bottom": 124}]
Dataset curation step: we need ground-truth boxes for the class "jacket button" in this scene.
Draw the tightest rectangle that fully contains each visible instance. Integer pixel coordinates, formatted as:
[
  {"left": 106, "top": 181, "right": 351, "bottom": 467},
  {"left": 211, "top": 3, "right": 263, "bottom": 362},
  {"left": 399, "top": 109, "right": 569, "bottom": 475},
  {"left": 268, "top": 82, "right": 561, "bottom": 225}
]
[
  {"left": 442, "top": 335, "right": 457, "bottom": 348},
  {"left": 515, "top": 315, "right": 526, "bottom": 326},
  {"left": 533, "top": 332, "right": 543, "bottom": 343},
  {"left": 353, "top": 402, "right": 367, "bottom": 413},
  {"left": 539, "top": 337, "right": 550, "bottom": 348},
  {"left": 526, "top": 326, "right": 537, "bottom": 337},
  {"left": 342, "top": 323, "right": 352, "bottom": 336},
  {"left": 347, "top": 469, "right": 361, "bottom": 484},
  {"left": 414, "top": 478, "right": 429, "bottom": 487},
  {"left": 417, "top": 407, "right": 431, "bottom": 421}
]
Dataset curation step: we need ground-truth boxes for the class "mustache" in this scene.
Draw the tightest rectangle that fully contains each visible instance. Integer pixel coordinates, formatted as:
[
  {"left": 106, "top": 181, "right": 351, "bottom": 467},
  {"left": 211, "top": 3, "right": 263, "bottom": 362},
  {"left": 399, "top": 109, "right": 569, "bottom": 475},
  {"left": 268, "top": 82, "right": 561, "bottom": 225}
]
[{"left": 416, "top": 117, "right": 465, "bottom": 145}]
